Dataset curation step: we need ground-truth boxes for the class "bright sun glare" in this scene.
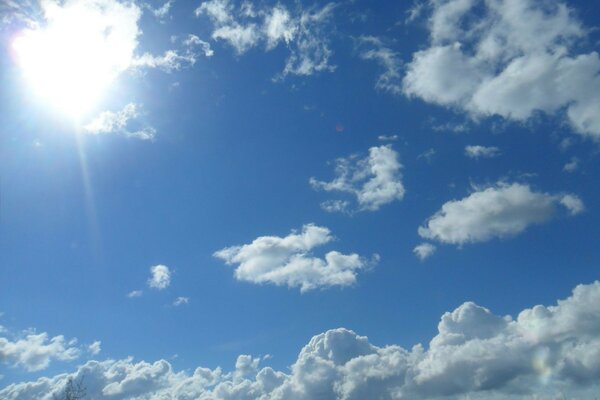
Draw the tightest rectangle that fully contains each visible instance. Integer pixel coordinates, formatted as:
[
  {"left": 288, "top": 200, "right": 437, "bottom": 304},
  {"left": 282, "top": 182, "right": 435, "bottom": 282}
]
[{"left": 12, "top": 0, "right": 139, "bottom": 118}]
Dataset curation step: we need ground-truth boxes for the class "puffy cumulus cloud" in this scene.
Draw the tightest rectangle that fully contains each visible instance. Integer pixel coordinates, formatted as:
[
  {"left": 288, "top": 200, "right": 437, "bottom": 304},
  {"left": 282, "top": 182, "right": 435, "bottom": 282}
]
[
  {"left": 147, "top": 264, "right": 171, "bottom": 290},
  {"left": 0, "top": 330, "right": 80, "bottom": 372},
  {"left": 403, "top": 0, "right": 600, "bottom": 138},
  {"left": 465, "top": 145, "right": 501, "bottom": 159},
  {"left": 419, "top": 182, "right": 584, "bottom": 245},
  {"left": 214, "top": 224, "right": 375, "bottom": 292},
  {"left": 358, "top": 36, "right": 403, "bottom": 94},
  {"left": 413, "top": 243, "right": 436, "bottom": 261},
  {"left": 196, "top": 0, "right": 336, "bottom": 77},
  {"left": 310, "top": 145, "right": 405, "bottom": 213},
  {"left": 83, "top": 103, "right": 156, "bottom": 141},
  {"left": 5, "top": 281, "right": 600, "bottom": 399}
]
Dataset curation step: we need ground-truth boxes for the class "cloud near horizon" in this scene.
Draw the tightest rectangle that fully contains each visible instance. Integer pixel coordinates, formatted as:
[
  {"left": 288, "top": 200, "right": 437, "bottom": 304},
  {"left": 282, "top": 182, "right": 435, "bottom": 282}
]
[{"left": 3, "top": 280, "right": 600, "bottom": 399}]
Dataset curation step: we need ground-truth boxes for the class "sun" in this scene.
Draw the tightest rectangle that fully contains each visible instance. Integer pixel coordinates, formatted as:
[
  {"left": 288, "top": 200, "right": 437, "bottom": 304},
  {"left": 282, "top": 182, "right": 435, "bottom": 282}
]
[{"left": 11, "top": 0, "right": 140, "bottom": 119}]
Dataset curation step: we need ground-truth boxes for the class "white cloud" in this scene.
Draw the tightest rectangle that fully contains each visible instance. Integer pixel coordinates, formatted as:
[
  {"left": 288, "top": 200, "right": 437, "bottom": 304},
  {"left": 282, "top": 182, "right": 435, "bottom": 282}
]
[
  {"left": 377, "top": 134, "right": 398, "bottom": 142},
  {"left": 147, "top": 265, "right": 171, "bottom": 290},
  {"left": 127, "top": 290, "right": 143, "bottom": 298},
  {"left": 419, "top": 182, "right": 583, "bottom": 245},
  {"left": 310, "top": 145, "right": 405, "bottom": 212},
  {"left": 214, "top": 224, "right": 375, "bottom": 292},
  {"left": 560, "top": 194, "right": 585, "bottom": 216},
  {"left": 88, "top": 341, "right": 101, "bottom": 356},
  {"left": 133, "top": 34, "right": 213, "bottom": 72},
  {"left": 195, "top": 0, "right": 336, "bottom": 78},
  {"left": 173, "top": 297, "right": 189, "bottom": 306},
  {"left": 413, "top": 243, "right": 436, "bottom": 261},
  {"left": 358, "top": 36, "right": 403, "bottom": 94},
  {"left": 83, "top": 103, "right": 156, "bottom": 141},
  {"left": 563, "top": 157, "right": 579, "bottom": 173},
  {"left": 403, "top": 0, "right": 600, "bottom": 138},
  {"left": 0, "top": 330, "right": 80, "bottom": 372},
  {"left": 144, "top": 0, "right": 174, "bottom": 21},
  {"left": 465, "top": 145, "right": 501, "bottom": 159},
  {"left": 5, "top": 280, "right": 600, "bottom": 399}
]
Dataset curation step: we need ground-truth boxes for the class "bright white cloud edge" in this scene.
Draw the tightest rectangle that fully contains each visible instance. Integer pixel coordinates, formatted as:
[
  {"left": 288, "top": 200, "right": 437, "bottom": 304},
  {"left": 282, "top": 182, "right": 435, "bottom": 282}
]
[
  {"left": 419, "top": 182, "right": 584, "bottom": 245},
  {"left": 214, "top": 224, "right": 376, "bottom": 292}
]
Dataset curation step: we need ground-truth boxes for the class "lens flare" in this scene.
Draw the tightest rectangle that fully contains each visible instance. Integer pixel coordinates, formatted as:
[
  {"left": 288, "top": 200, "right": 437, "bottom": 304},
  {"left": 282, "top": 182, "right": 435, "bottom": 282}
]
[{"left": 11, "top": 0, "right": 140, "bottom": 118}]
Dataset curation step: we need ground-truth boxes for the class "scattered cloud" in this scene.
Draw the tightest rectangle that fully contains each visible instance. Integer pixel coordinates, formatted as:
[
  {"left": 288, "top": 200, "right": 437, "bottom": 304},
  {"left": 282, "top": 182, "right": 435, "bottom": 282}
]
[
  {"left": 5, "top": 281, "right": 600, "bottom": 398},
  {"left": 377, "top": 134, "right": 398, "bottom": 142},
  {"left": 563, "top": 157, "right": 580, "bottom": 173},
  {"left": 87, "top": 341, "right": 101, "bottom": 356},
  {"left": 214, "top": 224, "right": 376, "bottom": 292},
  {"left": 358, "top": 36, "right": 403, "bottom": 94},
  {"left": 144, "top": 0, "right": 174, "bottom": 21},
  {"left": 413, "top": 242, "right": 436, "bottom": 261},
  {"left": 133, "top": 34, "right": 213, "bottom": 72},
  {"left": 173, "top": 297, "right": 189, "bottom": 306},
  {"left": 417, "top": 148, "right": 436, "bottom": 163},
  {"left": 465, "top": 145, "right": 501, "bottom": 159},
  {"left": 196, "top": 0, "right": 336, "bottom": 78},
  {"left": 0, "top": 329, "right": 80, "bottom": 372},
  {"left": 419, "top": 182, "right": 584, "bottom": 245},
  {"left": 147, "top": 265, "right": 171, "bottom": 290},
  {"left": 310, "top": 145, "right": 405, "bottom": 213},
  {"left": 127, "top": 290, "right": 143, "bottom": 298},
  {"left": 83, "top": 103, "right": 156, "bottom": 141},
  {"left": 403, "top": 0, "right": 600, "bottom": 138}
]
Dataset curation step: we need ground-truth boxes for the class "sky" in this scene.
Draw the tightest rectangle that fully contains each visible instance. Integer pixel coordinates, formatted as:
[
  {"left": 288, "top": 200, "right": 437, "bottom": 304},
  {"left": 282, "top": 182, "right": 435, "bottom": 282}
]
[{"left": 1, "top": 0, "right": 600, "bottom": 399}]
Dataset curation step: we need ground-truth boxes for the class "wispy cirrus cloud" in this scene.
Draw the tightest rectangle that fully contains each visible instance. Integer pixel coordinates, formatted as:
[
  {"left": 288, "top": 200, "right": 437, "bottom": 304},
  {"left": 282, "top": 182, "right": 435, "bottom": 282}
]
[
  {"left": 83, "top": 103, "right": 156, "bottom": 141},
  {"left": 196, "top": 0, "right": 336, "bottom": 78}
]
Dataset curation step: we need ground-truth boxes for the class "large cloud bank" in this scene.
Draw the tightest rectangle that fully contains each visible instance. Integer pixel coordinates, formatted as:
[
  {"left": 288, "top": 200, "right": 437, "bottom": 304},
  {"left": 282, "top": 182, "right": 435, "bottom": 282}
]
[{"left": 4, "top": 280, "right": 600, "bottom": 399}]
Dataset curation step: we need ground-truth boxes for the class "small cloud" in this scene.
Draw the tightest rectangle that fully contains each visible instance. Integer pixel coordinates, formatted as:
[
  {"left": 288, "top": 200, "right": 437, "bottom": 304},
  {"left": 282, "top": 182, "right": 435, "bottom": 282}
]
[
  {"left": 144, "top": 0, "right": 174, "bottom": 21},
  {"left": 83, "top": 103, "right": 156, "bottom": 141},
  {"left": 173, "top": 297, "right": 189, "bottom": 306},
  {"left": 563, "top": 157, "right": 579, "bottom": 173},
  {"left": 417, "top": 148, "right": 436, "bottom": 163},
  {"left": 148, "top": 265, "right": 171, "bottom": 290},
  {"left": 357, "top": 36, "right": 402, "bottom": 95},
  {"left": 377, "top": 134, "right": 398, "bottom": 141},
  {"left": 413, "top": 243, "right": 436, "bottom": 261},
  {"left": 560, "top": 194, "right": 585, "bottom": 216},
  {"left": 464, "top": 145, "right": 501, "bottom": 159},
  {"left": 310, "top": 145, "right": 405, "bottom": 213},
  {"left": 127, "top": 290, "right": 143, "bottom": 298},
  {"left": 88, "top": 341, "right": 101, "bottom": 356},
  {"left": 320, "top": 199, "right": 350, "bottom": 214}
]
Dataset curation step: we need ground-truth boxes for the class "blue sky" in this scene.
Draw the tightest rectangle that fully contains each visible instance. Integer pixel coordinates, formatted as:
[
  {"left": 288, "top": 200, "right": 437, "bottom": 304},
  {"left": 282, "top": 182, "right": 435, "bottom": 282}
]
[{"left": 1, "top": 0, "right": 600, "bottom": 399}]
